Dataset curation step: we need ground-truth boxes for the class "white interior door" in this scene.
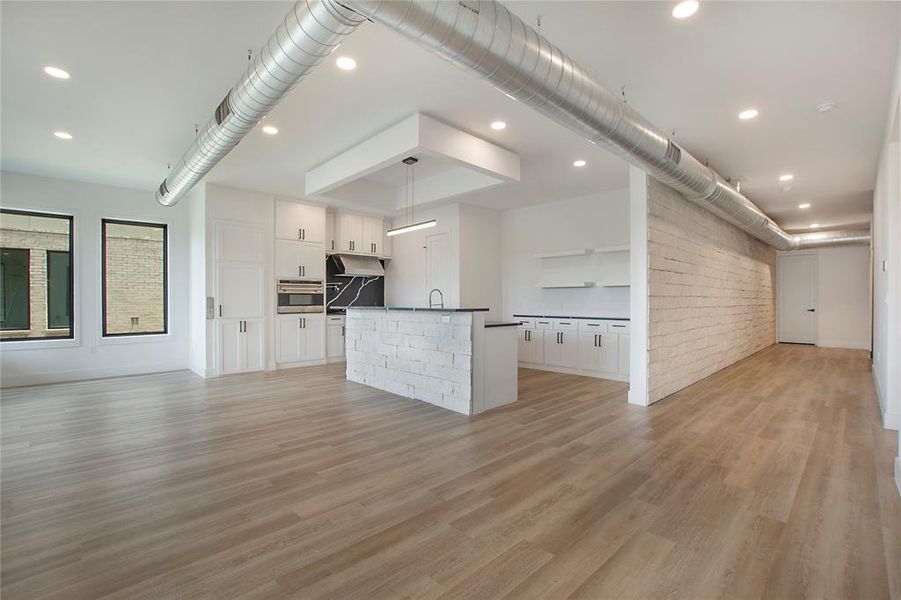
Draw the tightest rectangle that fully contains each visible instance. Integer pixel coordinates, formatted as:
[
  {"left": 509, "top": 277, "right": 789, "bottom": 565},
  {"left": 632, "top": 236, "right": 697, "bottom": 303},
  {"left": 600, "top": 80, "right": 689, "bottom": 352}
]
[
  {"left": 778, "top": 253, "right": 817, "bottom": 344},
  {"left": 426, "top": 232, "right": 451, "bottom": 306}
]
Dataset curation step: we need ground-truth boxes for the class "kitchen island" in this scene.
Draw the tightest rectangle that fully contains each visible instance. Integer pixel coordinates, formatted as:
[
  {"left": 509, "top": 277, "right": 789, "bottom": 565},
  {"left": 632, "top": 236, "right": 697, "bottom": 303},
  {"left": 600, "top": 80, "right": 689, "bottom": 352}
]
[{"left": 344, "top": 307, "right": 518, "bottom": 415}]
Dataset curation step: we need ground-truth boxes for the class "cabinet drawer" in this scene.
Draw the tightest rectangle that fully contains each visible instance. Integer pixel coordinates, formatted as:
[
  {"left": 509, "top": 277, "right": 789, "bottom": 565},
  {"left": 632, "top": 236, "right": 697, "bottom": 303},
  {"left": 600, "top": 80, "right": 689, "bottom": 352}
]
[
  {"left": 607, "top": 321, "right": 631, "bottom": 334},
  {"left": 578, "top": 320, "right": 608, "bottom": 333},
  {"left": 553, "top": 319, "right": 577, "bottom": 331},
  {"left": 534, "top": 319, "right": 554, "bottom": 330},
  {"left": 517, "top": 318, "right": 535, "bottom": 329},
  {"left": 327, "top": 315, "right": 345, "bottom": 325}
]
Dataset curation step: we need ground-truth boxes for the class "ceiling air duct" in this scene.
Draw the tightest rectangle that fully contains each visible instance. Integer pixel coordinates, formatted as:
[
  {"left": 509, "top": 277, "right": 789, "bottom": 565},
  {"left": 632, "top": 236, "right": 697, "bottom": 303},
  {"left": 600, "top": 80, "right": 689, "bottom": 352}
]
[
  {"left": 154, "top": 0, "right": 868, "bottom": 250},
  {"left": 154, "top": 0, "right": 364, "bottom": 207}
]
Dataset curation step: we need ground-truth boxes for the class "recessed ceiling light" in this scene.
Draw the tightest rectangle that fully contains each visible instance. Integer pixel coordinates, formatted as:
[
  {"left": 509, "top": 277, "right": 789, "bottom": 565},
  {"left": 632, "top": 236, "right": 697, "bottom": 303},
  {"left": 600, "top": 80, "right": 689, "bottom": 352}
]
[
  {"left": 778, "top": 174, "right": 794, "bottom": 182},
  {"left": 810, "top": 223, "right": 820, "bottom": 228},
  {"left": 672, "top": 0, "right": 699, "bottom": 19},
  {"left": 336, "top": 56, "right": 356, "bottom": 71},
  {"left": 798, "top": 203, "right": 811, "bottom": 209},
  {"left": 490, "top": 121, "right": 507, "bottom": 131},
  {"left": 816, "top": 102, "right": 836, "bottom": 113},
  {"left": 53, "top": 131, "right": 72, "bottom": 140},
  {"left": 738, "top": 108, "right": 759, "bottom": 120},
  {"left": 43, "top": 65, "right": 70, "bottom": 80},
  {"left": 573, "top": 159, "right": 587, "bottom": 167},
  {"left": 262, "top": 125, "right": 278, "bottom": 135}
]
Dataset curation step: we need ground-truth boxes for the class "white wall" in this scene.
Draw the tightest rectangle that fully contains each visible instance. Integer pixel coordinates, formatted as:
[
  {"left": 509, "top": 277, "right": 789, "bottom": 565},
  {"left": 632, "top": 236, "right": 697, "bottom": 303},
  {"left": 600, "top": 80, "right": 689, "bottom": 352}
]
[
  {"left": 0, "top": 171, "right": 190, "bottom": 386},
  {"left": 385, "top": 203, "right": 460, "bottom": 308},
  {"left": 187, "top": 184, "right": 207, "bottom": 377},
  {"left": 500, "top": 188, "right": 630, "bottom": 320},
  {"left": 459, "top": 204, "right": 502, "bottom": 318},
  {"left": 873, "top": 33, "right": 901, "bottom": 435}
]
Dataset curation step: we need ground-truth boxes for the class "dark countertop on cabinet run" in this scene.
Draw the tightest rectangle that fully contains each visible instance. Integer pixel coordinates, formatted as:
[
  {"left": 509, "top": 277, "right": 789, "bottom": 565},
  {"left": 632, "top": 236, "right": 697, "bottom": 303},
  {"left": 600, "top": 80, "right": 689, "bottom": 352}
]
[
  {"left": 485, "top": 321, "right": 521, "bottom": 328},
  {"left": 513, "top": 314, "right": 630, "bottom": 321},
  {"left": 347, "top": 306, "right": 490, "bottom": 313}
]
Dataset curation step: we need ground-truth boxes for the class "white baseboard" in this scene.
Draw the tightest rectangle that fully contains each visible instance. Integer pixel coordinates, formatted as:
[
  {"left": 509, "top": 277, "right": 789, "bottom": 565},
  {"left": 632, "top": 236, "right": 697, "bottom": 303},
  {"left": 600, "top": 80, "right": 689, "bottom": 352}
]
[
  {"left": 275, "top": 358, "right": 327, "bottom": 370},
  {"left": 873, "top": 370, "right": 900, "bottom": 431},
  {"left": 884, "top": 411, "right": 901, "bottom": 431},
  {"left": 0, "top": 362, "right": 190, "bottom": 388},
  {"left": 896, "top": 456, "right": 901, "bottom": 498},
  {"left": 518, "top": 361, "right": 628, "bottom": 382},
  {"left": 817, "top": 340, "right": 871, "bottom": 350}
]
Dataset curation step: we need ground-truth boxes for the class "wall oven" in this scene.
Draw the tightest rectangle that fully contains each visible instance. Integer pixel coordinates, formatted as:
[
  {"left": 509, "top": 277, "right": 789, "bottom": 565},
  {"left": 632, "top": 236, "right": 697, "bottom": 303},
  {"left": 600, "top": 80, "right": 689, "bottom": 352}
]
[{"left": 277, "top": 280, "right": 324, "bottom": 314}]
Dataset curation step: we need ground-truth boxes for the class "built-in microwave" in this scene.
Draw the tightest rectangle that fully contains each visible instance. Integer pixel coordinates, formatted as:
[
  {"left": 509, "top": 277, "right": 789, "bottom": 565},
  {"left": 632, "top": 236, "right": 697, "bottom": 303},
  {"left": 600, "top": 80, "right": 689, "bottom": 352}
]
[{"left": 276, "top": 279, "right": 324, "bottom": 313}]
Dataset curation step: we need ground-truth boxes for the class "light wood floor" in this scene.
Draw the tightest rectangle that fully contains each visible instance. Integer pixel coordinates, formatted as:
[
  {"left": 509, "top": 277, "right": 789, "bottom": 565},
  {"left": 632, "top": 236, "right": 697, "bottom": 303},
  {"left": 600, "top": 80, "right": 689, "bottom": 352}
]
[{"left": 1, "top": 344, "right": 899, "bottom": 599}]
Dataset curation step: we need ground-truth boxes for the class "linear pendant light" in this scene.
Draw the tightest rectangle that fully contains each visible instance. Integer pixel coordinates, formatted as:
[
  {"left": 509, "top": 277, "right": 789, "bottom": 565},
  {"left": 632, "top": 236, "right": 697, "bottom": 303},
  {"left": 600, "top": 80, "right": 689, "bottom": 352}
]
[
  {"left": 387, "top": 219, "right": 436, "bottom": 237},
  {"left": 387, "top": 156, "right": 436, "bottom": 237}
]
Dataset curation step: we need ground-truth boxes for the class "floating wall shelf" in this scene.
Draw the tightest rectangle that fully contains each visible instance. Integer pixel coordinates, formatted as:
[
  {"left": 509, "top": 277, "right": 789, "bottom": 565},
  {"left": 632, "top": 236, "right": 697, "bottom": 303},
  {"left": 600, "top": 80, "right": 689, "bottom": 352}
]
[
  {"left": 593, "top": 244, "right": 630, "bottom": 253},
  {"left": 597, "top": 282, "right": 630, "bottom": 287},
  {"left": 533, "top": 249, "right": 593, "bottom": 259},
  {"left": 540, "top": 282, "right": 596, "bottom": 289}
]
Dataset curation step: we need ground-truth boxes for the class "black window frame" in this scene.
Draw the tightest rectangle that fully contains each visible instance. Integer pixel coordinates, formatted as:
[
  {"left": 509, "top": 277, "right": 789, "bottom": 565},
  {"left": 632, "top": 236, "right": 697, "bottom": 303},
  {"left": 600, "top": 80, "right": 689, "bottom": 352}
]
[
  {"left": 45, "top": 249, "right": 72, "bottom": 330},
  {"left": 0, "top": 247, "right": 31, "bottom": 332},
  {"left": 101, "top": 218, "right": 169, "bottom": 338},
  {"left": 0, "top": 208, "right": 74, "bottom": 342}
]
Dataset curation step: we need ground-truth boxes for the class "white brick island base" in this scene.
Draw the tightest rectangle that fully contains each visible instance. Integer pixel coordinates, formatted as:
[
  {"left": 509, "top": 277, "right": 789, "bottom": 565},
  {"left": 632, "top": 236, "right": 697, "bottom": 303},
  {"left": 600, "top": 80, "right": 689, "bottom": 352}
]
[{"left": 344, "top": 308, "right": 517, "bottom": 415}]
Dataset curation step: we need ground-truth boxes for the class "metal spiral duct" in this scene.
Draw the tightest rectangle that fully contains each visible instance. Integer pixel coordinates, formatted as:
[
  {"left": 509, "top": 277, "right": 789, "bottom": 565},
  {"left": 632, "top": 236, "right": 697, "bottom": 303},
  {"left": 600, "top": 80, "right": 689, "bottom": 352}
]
[
  {"left": 155, "top": 0, "right": 364, "bottom": 206},
  {"left": 340, "top": 0, "right": 869, "bottom": 250},
  {"left": 155, "top": 0, "right": 868, "bottom": 249}
]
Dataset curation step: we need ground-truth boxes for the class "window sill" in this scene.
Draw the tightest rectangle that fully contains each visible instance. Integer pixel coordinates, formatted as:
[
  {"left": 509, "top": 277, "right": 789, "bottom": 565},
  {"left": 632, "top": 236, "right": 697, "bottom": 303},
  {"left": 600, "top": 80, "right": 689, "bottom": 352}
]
[
  {"left": 97, "top": 332, "right": 175, "bottom": 347},
  {"left": 0, "top": 337, "right": 79, "bottom": 351}
]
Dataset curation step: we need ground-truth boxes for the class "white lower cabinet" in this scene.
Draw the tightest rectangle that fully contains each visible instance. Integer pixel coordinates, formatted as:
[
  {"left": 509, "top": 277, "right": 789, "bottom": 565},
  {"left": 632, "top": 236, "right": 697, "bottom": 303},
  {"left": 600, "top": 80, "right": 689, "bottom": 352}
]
[
  {"left": 544, "top": 330, "right": 578, "bottom": 368},
  {"left": 219, "top": 318, "right": 264, "bottom": 375},
  {"left": 326, "top": 315, "right": 346, "bottom": 360},
  {"left": 517, "top": 328, "right": 544, "bottom": 363},
  {"left": 516, "top": 317, "right": 629, "bottom": 380},
  {"left": 579, "top": 332, "right": 618, "bottom": 373},
  {"left": 276, "top": 314, "right": 324, "bottom": 364},
  {"left": 275, "top": 240, "right": 324, "bottom": 280}
]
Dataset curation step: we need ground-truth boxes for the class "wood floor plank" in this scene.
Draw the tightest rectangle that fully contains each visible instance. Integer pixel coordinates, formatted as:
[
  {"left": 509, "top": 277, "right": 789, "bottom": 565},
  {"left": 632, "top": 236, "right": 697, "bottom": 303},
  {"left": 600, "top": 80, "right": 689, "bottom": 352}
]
[{"left": 1, "top": 344, "right": 897, "bottom": 599}]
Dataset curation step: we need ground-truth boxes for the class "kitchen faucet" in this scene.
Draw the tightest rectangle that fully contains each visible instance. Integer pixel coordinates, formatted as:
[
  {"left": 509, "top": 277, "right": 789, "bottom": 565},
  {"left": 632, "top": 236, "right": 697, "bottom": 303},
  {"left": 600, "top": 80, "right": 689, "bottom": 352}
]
[{"left": 429, "top": 288, "right": 444, "bottom": 309}]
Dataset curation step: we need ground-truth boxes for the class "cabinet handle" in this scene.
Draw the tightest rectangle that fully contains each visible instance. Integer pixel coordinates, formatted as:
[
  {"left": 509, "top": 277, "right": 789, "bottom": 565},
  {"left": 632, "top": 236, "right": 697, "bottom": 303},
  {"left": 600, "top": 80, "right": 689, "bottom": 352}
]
[
  {"left": 598, "top": 335, "right": 602, "bottom": 346},
  {"left": 298, "top": 228, "right": 302, "bottom": 240},
  {"left": 302, "top": 228, "right": 306, "bottom": 240},
  {"left": 561, "top": 332, "right": 564, "bottom": 344},
  {"left": 594, "top": 334, "right": 597, "bottom": 347},
  {"left": 331, "top": 240, "right": 334, "bottom": 251},
  {"left": 341, "top": 325, "right": 345, "bottom": 336},
  {"left": 218, "top": 304, "right": 222, "bottom": 317},
  {"left": 302, "top": 265, "right": 305, "bottom": 277}
]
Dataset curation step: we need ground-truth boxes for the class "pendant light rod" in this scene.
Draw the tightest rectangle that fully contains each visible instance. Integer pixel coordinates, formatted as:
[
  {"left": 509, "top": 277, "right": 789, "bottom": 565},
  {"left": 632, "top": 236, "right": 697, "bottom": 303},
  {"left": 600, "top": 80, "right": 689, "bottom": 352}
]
[{"left": 390, "top": 156, "right": 433, "bottom": 237}]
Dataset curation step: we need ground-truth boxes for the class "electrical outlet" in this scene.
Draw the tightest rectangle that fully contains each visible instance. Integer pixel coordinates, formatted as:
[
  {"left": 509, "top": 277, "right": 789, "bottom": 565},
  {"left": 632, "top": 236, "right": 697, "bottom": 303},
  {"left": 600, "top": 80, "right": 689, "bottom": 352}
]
[{"left": 442, "top": 315, "right": 451, "bottom": 323}]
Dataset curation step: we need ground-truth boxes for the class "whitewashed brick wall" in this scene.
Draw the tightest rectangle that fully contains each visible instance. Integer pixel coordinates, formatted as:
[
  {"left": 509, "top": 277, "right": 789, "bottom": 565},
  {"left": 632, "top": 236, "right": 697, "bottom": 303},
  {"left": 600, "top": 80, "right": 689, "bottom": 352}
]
[
  {"left": 345, "top": 310, "right": 474, "bottom": 414},
  {"left": 647, "top": 178, "right": 776, "bottom": 403}
]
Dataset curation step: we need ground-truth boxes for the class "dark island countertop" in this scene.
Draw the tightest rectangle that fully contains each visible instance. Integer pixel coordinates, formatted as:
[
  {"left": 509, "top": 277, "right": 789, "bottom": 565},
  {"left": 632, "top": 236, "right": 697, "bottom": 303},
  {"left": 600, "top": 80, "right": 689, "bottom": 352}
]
[
  {"left": 513, "top": 314, "right": 630, "bottom": 321},
  {"left": 485, "top": 321, "right": 521, "bottom": 328},
  {"left": 347, "top": 306, "right": 490, "bottom": 312}
]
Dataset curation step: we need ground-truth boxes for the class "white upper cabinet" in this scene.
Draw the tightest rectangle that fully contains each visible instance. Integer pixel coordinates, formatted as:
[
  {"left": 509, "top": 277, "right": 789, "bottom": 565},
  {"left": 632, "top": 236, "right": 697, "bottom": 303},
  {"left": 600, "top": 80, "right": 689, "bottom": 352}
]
[
  {"left": 275, "top": 199, "right": 326, "bottom": 243},
  {"left": 363, "top": 216, "right": 384, "bottom": 255},
  {"left": 275, "top": 239, "right": 324, "bottom": 280},
  {"left": 337, "top": 212, "right": 364, "bottom": 253},
  {"left": 326, "top": 211, "right": 336, "bottom": 253}
]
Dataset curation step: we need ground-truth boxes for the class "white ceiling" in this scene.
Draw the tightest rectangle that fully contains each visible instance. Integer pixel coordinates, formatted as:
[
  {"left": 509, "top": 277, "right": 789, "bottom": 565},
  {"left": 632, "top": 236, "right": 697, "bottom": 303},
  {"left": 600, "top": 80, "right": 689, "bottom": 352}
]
[{"left": 1, "top": 1, "right": 898, "bottom": 229}]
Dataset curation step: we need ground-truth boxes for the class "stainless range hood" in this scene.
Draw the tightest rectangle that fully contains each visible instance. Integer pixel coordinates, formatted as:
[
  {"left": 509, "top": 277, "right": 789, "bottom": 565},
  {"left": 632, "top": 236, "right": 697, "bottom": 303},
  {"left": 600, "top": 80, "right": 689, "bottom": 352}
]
[{"left": 332, "top": 254, "right": 385, "bottom": 277}]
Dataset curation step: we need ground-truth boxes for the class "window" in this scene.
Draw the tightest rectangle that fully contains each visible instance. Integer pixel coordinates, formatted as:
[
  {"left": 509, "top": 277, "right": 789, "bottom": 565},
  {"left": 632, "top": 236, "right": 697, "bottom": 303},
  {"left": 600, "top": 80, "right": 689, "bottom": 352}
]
[
  {"left": 102, "top": 219, "right": 167, "bottom": 336},
  {"left": 46, "top": 250, "right": 71, "bottom": 329},
  {"left": 1, "top": 248, "right": 30, "bottom": 331},
  {"left": 0, "top": 209, "right": 73, "bottom": 341}
]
